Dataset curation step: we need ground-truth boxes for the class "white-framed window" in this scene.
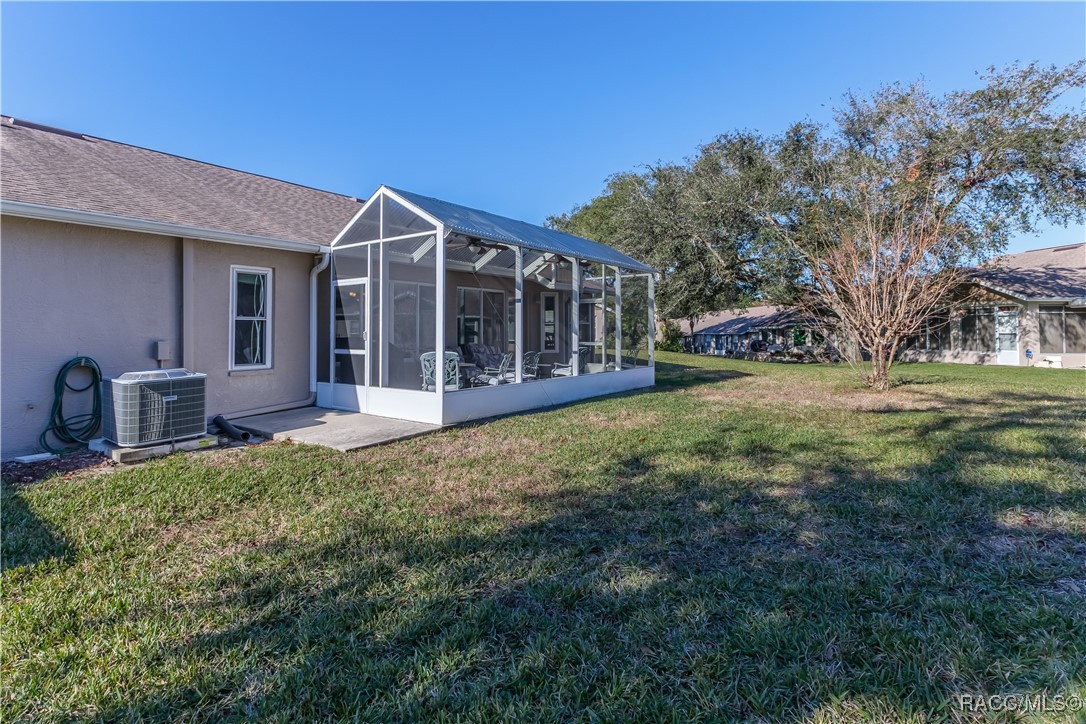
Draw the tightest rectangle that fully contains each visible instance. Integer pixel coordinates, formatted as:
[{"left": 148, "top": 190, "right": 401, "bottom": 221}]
[
  {"left": 230, "top": 265, "right": 272, "bottom": 370},
  {"left": 541, "top": 292, "right": 558, "bottom": 352},
  {"left": 457, "top": 287, "right": 506, "bottom": 349}
]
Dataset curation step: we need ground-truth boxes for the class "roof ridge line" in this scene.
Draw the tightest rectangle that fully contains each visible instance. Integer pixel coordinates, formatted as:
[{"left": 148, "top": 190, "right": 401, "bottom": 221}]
[
  {"left": 996, "top": 242, "right": 1084, "bottom": 256},
  {"left": 2, "top": 115, "right": 363, "bottom": 204}
]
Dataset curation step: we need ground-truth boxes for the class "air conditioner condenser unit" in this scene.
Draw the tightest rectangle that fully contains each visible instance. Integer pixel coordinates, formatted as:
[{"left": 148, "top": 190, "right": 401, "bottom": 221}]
[{"left": 102, "top": 368, "right": 207, "bottom": 447}]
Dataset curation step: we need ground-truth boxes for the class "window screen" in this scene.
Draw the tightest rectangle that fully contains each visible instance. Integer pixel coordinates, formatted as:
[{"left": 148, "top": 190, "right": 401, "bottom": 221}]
[
  {"left": 1039, "top": 306, "right": 1064, "bottom": 354},
  {"left": 961, "top": 308, "right": 995, "bottom": 352}
]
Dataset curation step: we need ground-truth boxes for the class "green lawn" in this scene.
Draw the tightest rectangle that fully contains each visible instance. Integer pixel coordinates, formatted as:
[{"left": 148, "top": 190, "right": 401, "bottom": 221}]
[{"left": 3, "top": 353, "right": 1085, "bottom": 721}]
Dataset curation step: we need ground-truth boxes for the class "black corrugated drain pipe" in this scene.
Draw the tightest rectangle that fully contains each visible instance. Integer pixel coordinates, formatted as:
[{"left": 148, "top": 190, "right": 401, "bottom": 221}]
[{"left": 212, "top": 415, "right": 252, "bottom": 443}]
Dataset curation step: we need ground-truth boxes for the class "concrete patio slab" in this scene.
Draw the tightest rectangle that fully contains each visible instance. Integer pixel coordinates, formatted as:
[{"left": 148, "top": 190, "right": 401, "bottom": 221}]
[{"left": 232, "top": 407, "right": 440, "bottom": 452}]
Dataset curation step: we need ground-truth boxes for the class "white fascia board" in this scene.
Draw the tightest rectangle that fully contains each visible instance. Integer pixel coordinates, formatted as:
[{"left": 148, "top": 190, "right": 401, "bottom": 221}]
[{"left": 1, "top": 200, "right": 331, "bottom": 254}]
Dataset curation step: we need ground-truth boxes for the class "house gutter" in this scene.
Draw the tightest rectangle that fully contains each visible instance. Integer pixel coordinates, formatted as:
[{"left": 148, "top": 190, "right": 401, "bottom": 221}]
[{"left": 0, "top": 200, "right": 332, "bottom": 255}]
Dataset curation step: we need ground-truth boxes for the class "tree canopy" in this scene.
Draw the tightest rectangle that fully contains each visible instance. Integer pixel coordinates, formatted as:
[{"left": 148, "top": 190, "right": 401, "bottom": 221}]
[{"left": 550, "top": 62, "right": 1086, "bottom": 386}]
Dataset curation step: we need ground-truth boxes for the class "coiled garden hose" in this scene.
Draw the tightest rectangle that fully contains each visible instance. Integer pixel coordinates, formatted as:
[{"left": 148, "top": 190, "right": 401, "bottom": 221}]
[{"left": 39, "top": 356, "right": 103, "bottom": 454}]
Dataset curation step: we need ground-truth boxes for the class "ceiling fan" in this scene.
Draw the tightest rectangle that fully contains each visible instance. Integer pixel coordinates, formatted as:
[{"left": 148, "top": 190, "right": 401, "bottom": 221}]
[{"left": 446, "top": 233, "right": 507, "bottom": 256}]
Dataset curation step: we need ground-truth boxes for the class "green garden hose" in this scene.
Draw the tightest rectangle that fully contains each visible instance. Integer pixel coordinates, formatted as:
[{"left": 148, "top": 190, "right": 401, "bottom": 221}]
[{"left": 39, "top": 356, "right": 103, "bottom": 454}]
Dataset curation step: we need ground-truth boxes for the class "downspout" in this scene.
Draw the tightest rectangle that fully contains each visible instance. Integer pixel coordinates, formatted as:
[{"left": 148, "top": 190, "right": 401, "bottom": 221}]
[
  {"left": 223, "top": 251, "right": 330, "bottom": 420},
  {"left": 308, "top": 251, "right": 332, "bottom": 394},
  {"left": 182, "top": 238, "right": 196, "bottom": 368}
]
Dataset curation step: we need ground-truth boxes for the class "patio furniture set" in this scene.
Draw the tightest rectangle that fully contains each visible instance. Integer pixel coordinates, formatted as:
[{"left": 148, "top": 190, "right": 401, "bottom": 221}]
[{"left": 420, "top": 345, "right": 594, "bottom": 391}]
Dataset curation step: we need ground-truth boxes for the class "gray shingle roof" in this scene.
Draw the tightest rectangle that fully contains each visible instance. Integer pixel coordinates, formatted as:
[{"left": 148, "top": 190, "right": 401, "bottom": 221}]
[
  {"left": 1, "top": 117, "right": 362, "bottom": 245},
  {"left": 690, "top": 305, "right": 808, "bottom": 335},
  {"left": 970, "top": 243, "right": 1085, "bottom": 300}
]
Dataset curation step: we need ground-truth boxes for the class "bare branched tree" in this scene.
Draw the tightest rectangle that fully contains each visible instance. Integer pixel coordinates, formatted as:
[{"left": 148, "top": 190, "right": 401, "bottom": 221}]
[
  {"left": 774, "top": 62, "right": 1086, "bottom": 389},
  {"left": 795, "top": 186, "right": 975, "bottom": 389}
]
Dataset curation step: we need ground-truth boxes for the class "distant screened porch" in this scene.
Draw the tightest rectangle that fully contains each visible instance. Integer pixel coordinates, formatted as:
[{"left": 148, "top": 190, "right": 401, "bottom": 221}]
[{"left": 317, "top": 186, "right": 656, "bottom": 425}]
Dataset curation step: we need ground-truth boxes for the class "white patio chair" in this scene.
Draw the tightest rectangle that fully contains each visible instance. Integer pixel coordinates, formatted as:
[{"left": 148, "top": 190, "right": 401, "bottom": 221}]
[
  {"left": 522, "top": 351, "right": 541, "bottom": 380},
  {"left": 420, "top": 351, "right": 461, "bottom": 391},
  {"left": 474, "top": 351, "right": 513, "bottom": 386}
]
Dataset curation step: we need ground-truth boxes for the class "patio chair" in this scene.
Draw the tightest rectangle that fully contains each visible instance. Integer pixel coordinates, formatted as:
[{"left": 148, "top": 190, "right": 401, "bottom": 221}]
[
  {"left": 522, "top": 351, "right": 541, "bottom": 380},
  {"left": 473, "top": 351, "right": 513, "bottom": 386},
  {"left": 420, "top": 351, "right": 462, "bottom": 391},
  {"left": 553, "top": 347, "right": 590, "bottom": 377}
]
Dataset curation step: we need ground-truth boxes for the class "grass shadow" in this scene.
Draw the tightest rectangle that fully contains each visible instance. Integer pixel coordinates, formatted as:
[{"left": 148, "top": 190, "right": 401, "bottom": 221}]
[
  {"left": 1, "top": 484, "right": 71, "bottom": 571},
  {"left": 7, "top": 362, "right": 1085, "bottom": 720}
]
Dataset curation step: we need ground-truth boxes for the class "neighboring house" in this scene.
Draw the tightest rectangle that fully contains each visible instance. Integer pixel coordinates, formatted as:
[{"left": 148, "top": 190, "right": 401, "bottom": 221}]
[
  {"left": 686, "top": 305, "right": 816, "bottom": 355},
  {"left": 1, "top": 117, "right": 655, "bottom": 458},
  {"left": 899, "top": 243, "right": 1085, "bottom": 368},
  {"left": 683, "top": 243, "right": 1085, "bottom": 368}
]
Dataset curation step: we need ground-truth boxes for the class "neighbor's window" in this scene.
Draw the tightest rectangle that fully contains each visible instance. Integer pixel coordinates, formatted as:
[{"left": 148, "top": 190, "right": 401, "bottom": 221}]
[
  {"left": 1070, "top": 311, "right": 1086, "bottom": 353},
  {"left": 960, "top": 307, "right": 996, "bottom": 352},
  {"left": 1040, "top": 305, "right": 1086, "bottom": 354},
  {"left": 231, "top": 266, "right": 272, "bottom": 369},
  {"left": 927, "top": 312, "right": 951, "bottom": 351},
  {"left": 1040, "top": 306, "right": 1063, "bottom": 353}
]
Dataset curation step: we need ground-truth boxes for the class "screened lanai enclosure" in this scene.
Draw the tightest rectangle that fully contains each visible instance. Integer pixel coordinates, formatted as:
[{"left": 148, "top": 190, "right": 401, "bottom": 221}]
[{"left": 316, "top": 186, "right": 656, "bottom": 425}]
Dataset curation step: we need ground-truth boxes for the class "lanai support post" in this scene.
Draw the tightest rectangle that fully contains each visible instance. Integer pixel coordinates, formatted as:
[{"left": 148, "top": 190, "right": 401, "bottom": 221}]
[
  {"left": 514, "top": 246, "right": 524, "bottom": 384},
  {"left": 435, "top": 225, "right": 447, "bottom": 399},
  {"left": 571, "top": 258, "right": 581, "bottom": 376},
  {"left": 615, "top": 268, "right": 622, "bottom": 369},
  {"left": 648, "top": 274, "right": 656, "bottom": 367}
]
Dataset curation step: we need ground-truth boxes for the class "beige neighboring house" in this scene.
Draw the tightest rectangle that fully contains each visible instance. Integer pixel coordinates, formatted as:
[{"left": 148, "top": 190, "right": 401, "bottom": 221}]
[
  {"left": 1, "top": 117, "right": 655, "bottom": 459},
  {"left": 899, "top": 243, "right": 1086, "bottom": 368},
  {"left": 686, "top": 305, "right": 814, "bottom": 355},
  {"left": 683, "top": 243, "right": 1085, "bottom": 369}
]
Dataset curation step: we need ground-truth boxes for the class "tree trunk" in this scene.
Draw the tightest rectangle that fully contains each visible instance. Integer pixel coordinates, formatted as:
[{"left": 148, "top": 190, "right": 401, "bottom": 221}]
[{"left": 867, "top": 341, "right": 893, "bottom": 391}]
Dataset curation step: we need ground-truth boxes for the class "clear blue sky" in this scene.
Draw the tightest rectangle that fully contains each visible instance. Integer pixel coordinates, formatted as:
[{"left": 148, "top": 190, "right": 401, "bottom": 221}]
[{"left": 3, "top": 2, "right": 1084, "bottom": 253}]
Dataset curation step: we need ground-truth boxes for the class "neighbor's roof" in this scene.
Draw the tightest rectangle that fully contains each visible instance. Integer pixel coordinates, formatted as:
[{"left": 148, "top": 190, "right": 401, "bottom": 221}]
[
  {"left": 690, "top": 304, "right": 808, "bottom": 336},
  {"left": 0, "top": 116, "right": 362, "bottom": 245},
  {"left": 969, "top": 243, "right": 1085, "bottom": 301},
  {"left": 388, "top": 186, "right": 655, "bottom": 274}
]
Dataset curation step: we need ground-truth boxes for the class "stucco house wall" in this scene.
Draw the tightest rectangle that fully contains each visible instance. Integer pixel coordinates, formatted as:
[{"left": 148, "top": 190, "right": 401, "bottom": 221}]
[
  {"left": 1, "top": 216, "right": 182, "bottom": 457},
  {"left": 186, "top": 238, "right": 315, "bottom": 418},
  {"left": 897, "top": 300, "right": 1086, "bottom": 368},
  {"left": 0, "top": 216, "right": 318, "bottom": 458}
]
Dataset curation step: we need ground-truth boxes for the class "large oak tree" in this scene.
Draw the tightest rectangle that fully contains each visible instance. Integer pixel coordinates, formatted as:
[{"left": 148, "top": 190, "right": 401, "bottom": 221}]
[{"left": 551, "top": 62, "right": 1086, "bottom": 389}]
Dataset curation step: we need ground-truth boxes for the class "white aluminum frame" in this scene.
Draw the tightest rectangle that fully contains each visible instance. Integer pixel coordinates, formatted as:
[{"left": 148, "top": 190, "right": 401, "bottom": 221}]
[
  {"left": 390, "top": 280, "right": 437, "bottom": 360},
  {"left": 330, "top": 276, "right": 370, "bottom": 389},
  {"left": 321, "top": 186, "right": 657, "bottom": 426},
  {"left": 229, "top": 264, "right": 273, "bottom": 371},
  {"left": 614, "top": 269, "right": 622, "bottom": 367}
]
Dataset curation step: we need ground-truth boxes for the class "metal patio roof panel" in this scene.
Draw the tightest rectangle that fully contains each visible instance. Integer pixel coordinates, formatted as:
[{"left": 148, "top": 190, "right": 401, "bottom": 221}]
[{"left": 386, "top": 186, "right": 655, "bottom": 273}]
